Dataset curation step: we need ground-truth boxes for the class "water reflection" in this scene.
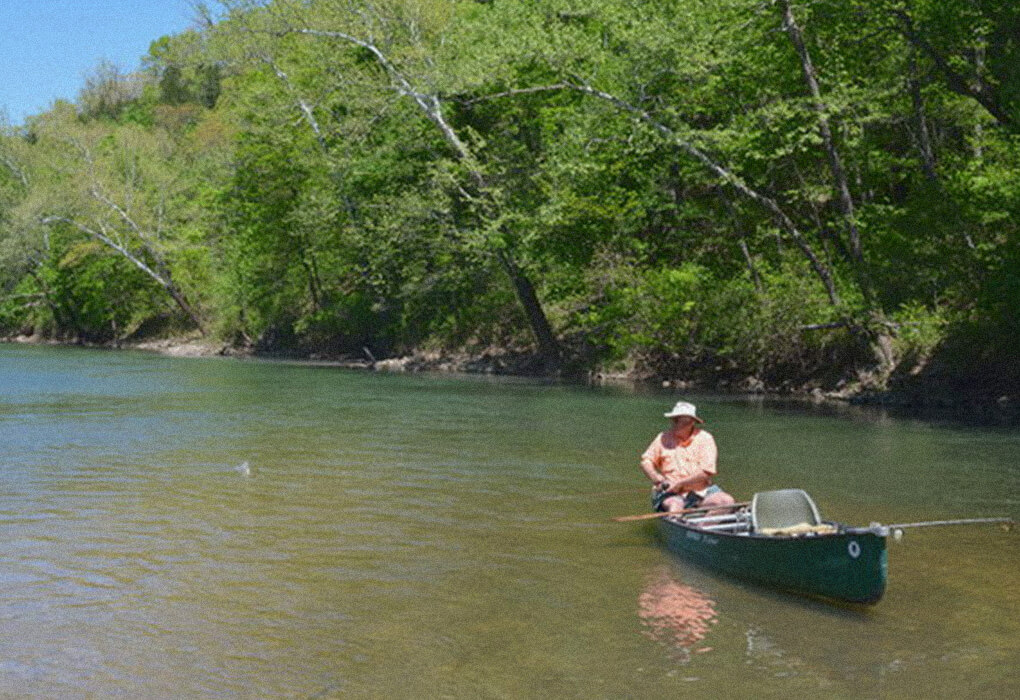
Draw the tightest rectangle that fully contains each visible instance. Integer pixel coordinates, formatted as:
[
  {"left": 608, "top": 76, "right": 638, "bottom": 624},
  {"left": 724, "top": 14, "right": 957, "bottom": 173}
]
[{"left": 637, "top": 566, "right": 718, "bottom": 661}]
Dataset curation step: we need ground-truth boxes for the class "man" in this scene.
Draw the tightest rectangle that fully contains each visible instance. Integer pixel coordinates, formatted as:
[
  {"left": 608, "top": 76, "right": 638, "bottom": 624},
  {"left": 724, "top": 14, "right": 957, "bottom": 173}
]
[{"left": 640, "top": 401, "right": 736, "bottom": 513}]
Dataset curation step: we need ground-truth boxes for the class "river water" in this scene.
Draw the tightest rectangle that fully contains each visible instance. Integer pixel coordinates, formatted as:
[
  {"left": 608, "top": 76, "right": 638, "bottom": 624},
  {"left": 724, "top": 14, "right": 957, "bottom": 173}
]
[{"left": 0, "top": 344, "right": 1016, "bottom": 698}]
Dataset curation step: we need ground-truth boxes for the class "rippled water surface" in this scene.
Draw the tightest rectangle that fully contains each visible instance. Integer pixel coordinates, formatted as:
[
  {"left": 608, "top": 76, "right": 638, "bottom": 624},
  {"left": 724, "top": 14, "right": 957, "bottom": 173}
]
[{"left": 1, "top": 344, "right": 1017, "bottom": 698}]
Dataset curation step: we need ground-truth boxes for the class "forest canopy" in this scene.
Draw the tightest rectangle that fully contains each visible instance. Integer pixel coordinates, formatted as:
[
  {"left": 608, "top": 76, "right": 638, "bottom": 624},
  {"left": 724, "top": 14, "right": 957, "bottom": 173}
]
[{"left": 1, "top": 0, "right": 1018, "bottom": 396}]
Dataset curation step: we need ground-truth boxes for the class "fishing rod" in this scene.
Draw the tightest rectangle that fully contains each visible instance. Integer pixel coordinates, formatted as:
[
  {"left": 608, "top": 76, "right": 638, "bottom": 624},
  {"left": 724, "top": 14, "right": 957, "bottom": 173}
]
[{"left": 870, "top": 517, "right": 1013, "bottom": 539}]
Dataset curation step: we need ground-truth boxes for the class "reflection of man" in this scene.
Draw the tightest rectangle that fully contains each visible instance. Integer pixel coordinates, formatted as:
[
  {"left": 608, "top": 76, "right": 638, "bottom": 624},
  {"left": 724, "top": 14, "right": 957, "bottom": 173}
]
[
  {"left": 640, "top": 401, "right": 736, "bottom": 513},
  {"left": 637, "top": 567, "right": 717, "bottom": 657}
]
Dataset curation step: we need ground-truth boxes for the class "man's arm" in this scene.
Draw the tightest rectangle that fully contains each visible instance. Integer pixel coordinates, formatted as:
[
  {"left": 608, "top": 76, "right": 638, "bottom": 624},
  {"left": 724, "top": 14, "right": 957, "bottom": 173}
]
[{"left": 640, "top": 437, "right": 666, "bottom": 485}]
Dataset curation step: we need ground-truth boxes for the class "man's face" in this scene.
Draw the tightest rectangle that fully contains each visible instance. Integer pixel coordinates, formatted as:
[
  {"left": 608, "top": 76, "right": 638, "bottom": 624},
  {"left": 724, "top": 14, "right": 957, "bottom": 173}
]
[{"left": 672, "top": 416, "right": 696, "bottom": 431}]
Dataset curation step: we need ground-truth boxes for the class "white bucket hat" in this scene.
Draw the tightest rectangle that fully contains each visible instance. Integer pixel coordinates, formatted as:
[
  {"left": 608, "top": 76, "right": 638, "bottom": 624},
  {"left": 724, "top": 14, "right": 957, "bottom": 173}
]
[{"left": 664, "top": 400, "right": 704, "bottom": 423}]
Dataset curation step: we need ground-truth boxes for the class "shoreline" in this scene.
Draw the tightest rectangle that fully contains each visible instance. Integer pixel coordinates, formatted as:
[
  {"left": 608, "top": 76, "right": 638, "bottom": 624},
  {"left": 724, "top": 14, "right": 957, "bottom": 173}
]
[{"left": 4, "top": 334, "right": 1016, "bottom": 421}]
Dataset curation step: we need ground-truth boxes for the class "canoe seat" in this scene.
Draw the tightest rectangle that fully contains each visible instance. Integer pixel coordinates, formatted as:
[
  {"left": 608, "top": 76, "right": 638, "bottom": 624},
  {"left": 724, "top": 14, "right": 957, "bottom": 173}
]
[{"left": 751, "top": 489, "right": 823, "bottom": 535}]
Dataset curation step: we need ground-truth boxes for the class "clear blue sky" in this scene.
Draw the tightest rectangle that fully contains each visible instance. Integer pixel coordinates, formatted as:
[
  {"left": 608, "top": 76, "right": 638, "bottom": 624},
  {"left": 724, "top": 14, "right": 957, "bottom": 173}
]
[{"left": 0, "top": 0, "right": 196, "bottom": 124}]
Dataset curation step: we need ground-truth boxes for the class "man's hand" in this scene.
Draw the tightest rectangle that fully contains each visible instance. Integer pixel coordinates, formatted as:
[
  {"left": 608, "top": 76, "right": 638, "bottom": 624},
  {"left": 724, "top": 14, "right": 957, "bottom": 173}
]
[{"left": 664, "top": 474, "right": 702, "bottom": 494}]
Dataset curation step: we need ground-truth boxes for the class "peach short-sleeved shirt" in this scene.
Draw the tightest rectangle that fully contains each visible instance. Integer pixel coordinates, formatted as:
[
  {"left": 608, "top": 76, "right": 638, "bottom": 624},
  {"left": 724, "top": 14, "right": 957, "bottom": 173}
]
[{"left": 640, "top": 428, "right": 718, "bottom": 493}]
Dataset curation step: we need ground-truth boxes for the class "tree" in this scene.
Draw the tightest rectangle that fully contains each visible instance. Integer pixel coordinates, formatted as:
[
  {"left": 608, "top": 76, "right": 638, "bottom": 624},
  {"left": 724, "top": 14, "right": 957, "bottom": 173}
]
[
  {"left": 21, "top": 106, "right": 208, "bottom": 334},
  {"left": 213, "top": 0, "right": 563, "bottom": 365},
  {"left": 77, "top": 60, "right": 145, "bottom": 121}
]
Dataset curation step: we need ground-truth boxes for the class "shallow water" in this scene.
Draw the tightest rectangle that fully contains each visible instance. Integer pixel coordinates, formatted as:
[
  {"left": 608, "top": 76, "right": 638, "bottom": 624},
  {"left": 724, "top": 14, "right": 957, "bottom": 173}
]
[{"left": 1, "top": 344, "right": 1017, "bottom": 698}]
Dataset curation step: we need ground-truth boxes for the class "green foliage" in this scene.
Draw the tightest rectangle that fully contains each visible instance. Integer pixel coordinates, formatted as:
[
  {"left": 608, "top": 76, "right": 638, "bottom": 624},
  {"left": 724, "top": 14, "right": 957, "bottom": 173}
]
[
  {"left": 0, "top": 0, "right": 1017, "bottom": 393},
  {"left": 886, "top": 301, "right": 954, "bottom": 374},
  {"left": 577, "top": 258, "right": 856, "bottom": 380},
  {"left": 0, "top": 229, "right": 165, "bottom": 341}
]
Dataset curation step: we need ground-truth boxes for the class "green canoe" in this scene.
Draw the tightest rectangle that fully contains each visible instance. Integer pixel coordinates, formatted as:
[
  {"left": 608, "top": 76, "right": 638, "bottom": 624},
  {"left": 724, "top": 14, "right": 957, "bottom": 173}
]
[{"left": 657, "top": 489, "right": 888, "bottom": 604}]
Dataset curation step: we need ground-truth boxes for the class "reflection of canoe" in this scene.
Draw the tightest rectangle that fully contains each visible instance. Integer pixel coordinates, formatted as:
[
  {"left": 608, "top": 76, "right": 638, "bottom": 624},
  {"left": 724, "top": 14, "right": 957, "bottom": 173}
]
[
  {"left": 657, "top": 490, "right": 887, "bottom": 604},
  {"left": 637, "top": 566, "right": 717, "bottom": 660}
]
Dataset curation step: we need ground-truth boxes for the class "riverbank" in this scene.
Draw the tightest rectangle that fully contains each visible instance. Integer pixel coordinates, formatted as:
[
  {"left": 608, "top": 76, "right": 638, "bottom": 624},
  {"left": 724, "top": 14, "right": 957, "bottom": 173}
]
[
  {"left": 4, "top": 333, "right": 1015, "bottom": 419},
  {"left": 2, "top": 334, "right": 234, "bottom": 360}
]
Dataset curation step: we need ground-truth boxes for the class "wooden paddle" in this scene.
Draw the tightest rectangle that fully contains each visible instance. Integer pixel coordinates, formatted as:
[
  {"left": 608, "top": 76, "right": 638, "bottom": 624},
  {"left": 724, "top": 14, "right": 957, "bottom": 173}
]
[{"left": 612, "top": 501, "right": 750, "bottom": 522}]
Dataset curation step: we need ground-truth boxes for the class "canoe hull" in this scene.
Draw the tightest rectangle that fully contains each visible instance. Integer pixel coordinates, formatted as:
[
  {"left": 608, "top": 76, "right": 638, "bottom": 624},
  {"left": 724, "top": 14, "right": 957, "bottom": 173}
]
[{"left": 658, "top": 519, "right": 887, "bottom": 604}]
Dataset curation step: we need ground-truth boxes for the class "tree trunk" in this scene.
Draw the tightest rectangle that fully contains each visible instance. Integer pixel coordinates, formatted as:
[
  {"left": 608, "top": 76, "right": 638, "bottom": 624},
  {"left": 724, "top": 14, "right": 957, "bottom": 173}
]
[
  {"left": 892, "top": 8, "right": 1014, "bottom": 132},
  {"left": 780, "top": 0, "right": 882, "bottom": 311},
  {"left": 779, "top": 0, "right": 862, "bottom": 265},
  {"left": 717, "top": 189, "right": 763, "bottom": 293},
  {"left": 738, "top": 239, "right": 763, "bottom": 293},
  {"left": 496, "top": 251, "right": 560, "bottom": 367},
  {"left": 162, "top": 279, "right": 205, "bottom": 333},
  {"left": 907, "top": 49, "right": 939, "bottom": 182}
]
